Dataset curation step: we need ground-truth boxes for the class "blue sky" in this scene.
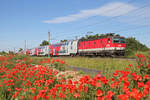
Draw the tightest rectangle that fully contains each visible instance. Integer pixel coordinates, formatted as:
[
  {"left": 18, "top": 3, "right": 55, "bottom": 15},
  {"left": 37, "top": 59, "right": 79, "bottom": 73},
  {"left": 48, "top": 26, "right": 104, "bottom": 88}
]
[{"left": 0, "top": 0, "right": 150, "bottom": 52}]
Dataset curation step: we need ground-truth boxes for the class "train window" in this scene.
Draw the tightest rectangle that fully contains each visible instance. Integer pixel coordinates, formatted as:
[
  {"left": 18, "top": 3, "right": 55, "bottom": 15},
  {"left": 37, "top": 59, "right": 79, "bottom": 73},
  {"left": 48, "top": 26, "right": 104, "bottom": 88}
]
[
  {"left": 94, "top": 42, "right": 96, "bottom": 44},
  {"left": 89, "top": 43, "right": 90, "bottom": 45},
  {"left": 113, "top": 38, "right": 119, "bottom": 43},
  {"left": 120, "top": 38, "right": 125, "bottom": 43}
]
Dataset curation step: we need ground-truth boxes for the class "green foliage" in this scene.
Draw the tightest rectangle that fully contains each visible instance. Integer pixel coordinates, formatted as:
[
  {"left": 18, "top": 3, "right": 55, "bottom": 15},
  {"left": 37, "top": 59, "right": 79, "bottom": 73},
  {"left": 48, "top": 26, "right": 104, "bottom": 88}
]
[
  {"left": 125, "top": 37, "right": 149, "bottom": 56},
  {"left": 80, "top": 33, "right": 117, "bottom": 41},
  {"left": 40, "top": 40, "right": 49, "bottom": 46},
  {"left": 67, "top": 75, "right": 73, "bottom": 79},
  {"left": 53, "top": 62, "right": 66, "bottom": 71},
  {"left": 60, "top": 39, "right": 68, "bottom": 42},
  {"left": 8, "top": 51, "right": 15, "bottom": 55},
  {"left": 18, "top": 48, "right": 23, "bottom": 52},
  {"left": 0, "top": 51, "right": 7, "bottom": 55},
  {"left": 77, "top": 70, "right": 85, "bottom": 75},
  {"left": 13, "top": 54, "right": 29, "bottom": 60}
]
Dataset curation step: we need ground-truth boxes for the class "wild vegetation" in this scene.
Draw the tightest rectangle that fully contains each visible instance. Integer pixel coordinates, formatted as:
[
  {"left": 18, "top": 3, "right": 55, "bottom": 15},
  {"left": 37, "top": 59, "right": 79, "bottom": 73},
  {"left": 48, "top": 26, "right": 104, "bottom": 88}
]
[
  {"left": 56, "top": 57, "right": 136, "bottom": 76},
  {"left": 125, "top": 37, "right": 150, "bottom": 57},
  {"left": 0, "top": 54, "right": 150, "bottom": 100}
]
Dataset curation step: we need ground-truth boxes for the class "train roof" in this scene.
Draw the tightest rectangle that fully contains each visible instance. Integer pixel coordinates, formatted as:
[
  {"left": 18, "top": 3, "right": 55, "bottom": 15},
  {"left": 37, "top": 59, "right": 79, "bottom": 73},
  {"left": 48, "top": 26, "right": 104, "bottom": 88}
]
[
  {"left": 79, "top": 35, "right": 125, "bottom": 42},
  {"left": 50, "top": 40, "right": 78, "bottom": 46}
]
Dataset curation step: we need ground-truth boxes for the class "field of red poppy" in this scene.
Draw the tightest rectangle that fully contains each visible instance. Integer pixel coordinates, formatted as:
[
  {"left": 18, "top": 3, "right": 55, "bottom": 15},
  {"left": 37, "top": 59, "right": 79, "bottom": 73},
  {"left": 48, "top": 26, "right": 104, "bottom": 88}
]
[{"left": 0, "top": 54, "right": 150, "bottom": 100}]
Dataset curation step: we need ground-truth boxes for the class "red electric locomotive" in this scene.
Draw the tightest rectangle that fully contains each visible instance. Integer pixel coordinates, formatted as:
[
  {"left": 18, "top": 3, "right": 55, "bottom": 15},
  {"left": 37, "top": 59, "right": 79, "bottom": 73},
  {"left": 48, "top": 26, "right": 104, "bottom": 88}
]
[{"left": 78, "top": 35, "right": 126, "bottom": 56}]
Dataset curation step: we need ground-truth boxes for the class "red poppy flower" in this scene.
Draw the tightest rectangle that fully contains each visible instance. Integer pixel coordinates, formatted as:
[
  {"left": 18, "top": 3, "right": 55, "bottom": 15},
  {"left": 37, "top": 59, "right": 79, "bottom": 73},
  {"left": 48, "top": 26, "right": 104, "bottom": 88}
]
[
  {"left": 59, "top": 92, "right": 66, "bottom": 98},
  {"left": 105, "top": 91, "right": 115, "bottom": 100},
  {"left": 96, "top": 82, "right": 102, "bottom": 88},
  {"left": 128, "top": 64, "right": 133, "bottom": 67},
  {"left": 78, "top": 84, "right": 83, "bottom": 91},
  {"left": 73, "top": 93, "right": 80, "bottom": 98},
  {"left": 97, "top": 96, "right": 104, "bottom": 100},
  {"left": 68, "top": 79, "right": 72, "bottom": 84},
  {"left": 148, "top": 64, "right": 150, "bottom": 68},
  {"left": 84, "top": 86, "right": 88, "bottom": 93},
  {"left": 97, "top": 89, "right": 103, "bottom": 97},
  {"left": 118, "top": 94, "right": 130, "bottom": 100},
  {"left": 137, "top": 82, "right": 144, "bottom": 88}
]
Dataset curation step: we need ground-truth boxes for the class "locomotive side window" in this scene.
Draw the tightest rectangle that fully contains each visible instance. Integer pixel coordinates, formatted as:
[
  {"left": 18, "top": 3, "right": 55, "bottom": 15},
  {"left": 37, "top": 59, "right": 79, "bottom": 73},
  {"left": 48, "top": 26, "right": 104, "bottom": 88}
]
[
  {"left": 94, "top": 42, "right": 96, "bottom": 44},
  {"left": 113, "top": 38, "right": 119, "bottom": 43},
  {"left": 120, "top": 38, "right": 125, "bottom": 43}
]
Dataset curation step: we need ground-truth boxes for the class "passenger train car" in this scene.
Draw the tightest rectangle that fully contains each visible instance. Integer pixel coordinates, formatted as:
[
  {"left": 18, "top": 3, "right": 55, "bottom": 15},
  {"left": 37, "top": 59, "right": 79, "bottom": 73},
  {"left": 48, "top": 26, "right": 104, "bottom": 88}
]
[
  {"left": 29, "top": 47, "right": 42, "bottom": 56},
  {"left": 24, "top": 35, "right": 126, "bottom": 57},
  {"left": 49, "top": 40, "right": 78, "bottom": 56},
  {"left": 39, "top": 45, "right": 49, "bottom": 56}
]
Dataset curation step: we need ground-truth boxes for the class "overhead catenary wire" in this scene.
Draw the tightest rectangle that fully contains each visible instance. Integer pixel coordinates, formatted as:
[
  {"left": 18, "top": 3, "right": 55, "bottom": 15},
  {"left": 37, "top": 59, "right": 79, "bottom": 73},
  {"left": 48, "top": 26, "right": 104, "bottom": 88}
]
[
  {"left": 58, "top": 2, "right": 150, "bottom": 33},
  {"left": 114, "top": 24, "right": 150, "bottom": 33},
  {"left": 69, "top": 2, "right": 150, "bottom": 33},
  {"left": 54, "top": 0, "right": 134, "bottom": 36}
]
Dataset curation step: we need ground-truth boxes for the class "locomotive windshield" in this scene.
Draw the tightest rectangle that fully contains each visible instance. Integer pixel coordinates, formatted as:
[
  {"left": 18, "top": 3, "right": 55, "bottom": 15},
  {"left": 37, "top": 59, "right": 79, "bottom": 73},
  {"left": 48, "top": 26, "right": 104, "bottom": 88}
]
[
  {"left": 113, "top": 38, "right": 120, "bottom": 43},
  {"left": 113, "top": 38, "right": 125, "bottom": 43},
  {"left": 120, "top": 38, "right": 125, "bottom": 43}
]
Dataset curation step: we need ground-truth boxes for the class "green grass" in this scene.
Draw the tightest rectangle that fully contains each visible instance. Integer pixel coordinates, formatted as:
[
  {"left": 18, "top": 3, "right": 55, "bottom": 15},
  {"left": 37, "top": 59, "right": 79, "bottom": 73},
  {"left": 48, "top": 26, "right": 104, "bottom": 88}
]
[
  {"left": 30, "top": 55, "right": 144, "bottom": 77},
  {"left": 58, "top": 57, "right": 136, "bottom": 68},
  {"left": 31, "top": 56, "right": 136, "bottom": 70},
  {"left": 56, "top": 57, "right": 137, "bottom": 77}
]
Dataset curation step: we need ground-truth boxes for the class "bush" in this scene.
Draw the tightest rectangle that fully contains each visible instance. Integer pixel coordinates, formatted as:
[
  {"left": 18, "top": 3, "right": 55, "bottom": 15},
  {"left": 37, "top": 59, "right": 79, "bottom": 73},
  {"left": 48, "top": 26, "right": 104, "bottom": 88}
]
[{"left": 125, "top": 37, "right": 149, "bottom": 56}]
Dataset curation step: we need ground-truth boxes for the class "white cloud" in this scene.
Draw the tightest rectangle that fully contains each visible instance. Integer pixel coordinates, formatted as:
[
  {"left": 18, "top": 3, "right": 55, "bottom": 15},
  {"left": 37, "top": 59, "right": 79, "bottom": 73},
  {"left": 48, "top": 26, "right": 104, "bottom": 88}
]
[
  {"left": 43, "top": 2, "right": 136, "bottom": 24},
  {"left": 118, "top": 6, "right": 150, "bottom": 26}
]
